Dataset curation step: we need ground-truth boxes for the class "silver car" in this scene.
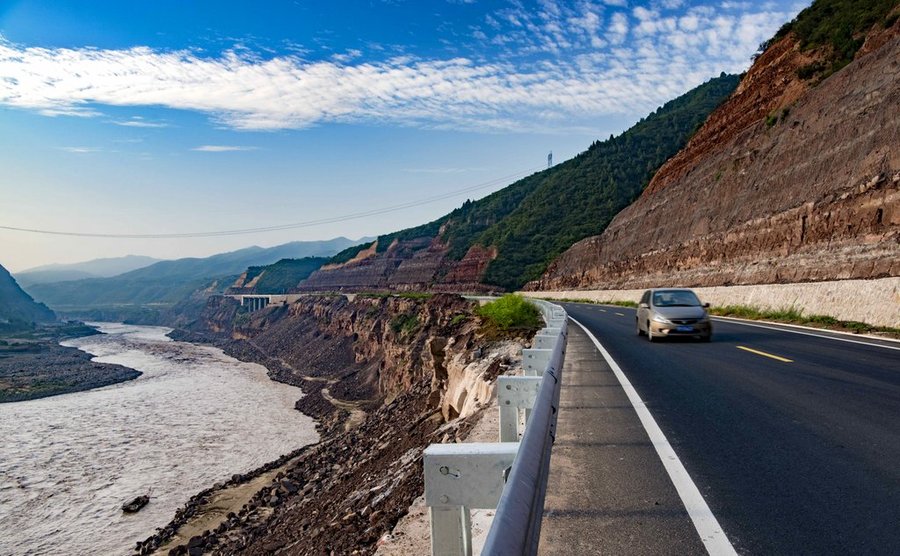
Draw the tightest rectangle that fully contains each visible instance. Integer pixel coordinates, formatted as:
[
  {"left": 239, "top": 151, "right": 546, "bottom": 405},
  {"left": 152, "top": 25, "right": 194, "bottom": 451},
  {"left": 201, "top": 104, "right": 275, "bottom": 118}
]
[{"left": 636, "top": 288, "right": 712, "bottom": 342}]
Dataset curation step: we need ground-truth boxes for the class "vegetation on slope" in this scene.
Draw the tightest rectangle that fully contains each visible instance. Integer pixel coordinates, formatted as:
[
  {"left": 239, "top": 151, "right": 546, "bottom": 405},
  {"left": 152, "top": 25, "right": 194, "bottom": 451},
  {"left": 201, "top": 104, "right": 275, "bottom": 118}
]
[
  {"left": 477, "top": 294, "right": 542, "bottom": 336},
  {"left": 774, "top": 0, "right": 900, "bottom": 79},
  {"left": 247, "top": 257, "right": 329, "bottom": 293},
  {"left": 476, "top": 73, "right": 740, "bottom": 289}
]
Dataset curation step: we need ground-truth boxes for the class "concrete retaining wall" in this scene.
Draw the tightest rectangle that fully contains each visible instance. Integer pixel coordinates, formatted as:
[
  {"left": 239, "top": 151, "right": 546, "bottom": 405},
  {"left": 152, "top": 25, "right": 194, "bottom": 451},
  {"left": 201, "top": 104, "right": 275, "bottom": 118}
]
[{"left": 521, "top": 277, "right": 900, "bottom": 328}]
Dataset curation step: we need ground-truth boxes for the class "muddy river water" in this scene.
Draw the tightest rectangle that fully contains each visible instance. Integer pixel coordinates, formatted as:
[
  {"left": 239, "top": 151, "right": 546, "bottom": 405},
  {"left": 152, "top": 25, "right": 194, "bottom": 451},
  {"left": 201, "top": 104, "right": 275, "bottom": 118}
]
[{"left": 0, "top": 323, "right": 318, "bottom": 555}]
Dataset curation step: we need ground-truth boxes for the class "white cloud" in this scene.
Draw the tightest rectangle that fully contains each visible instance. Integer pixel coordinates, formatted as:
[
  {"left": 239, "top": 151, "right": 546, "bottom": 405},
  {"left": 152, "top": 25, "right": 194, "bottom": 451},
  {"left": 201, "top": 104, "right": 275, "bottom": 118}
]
[
  {"left": 111, "top": 117, "right": 168, "bottom": 128},
  {"left": 0, "top": 2, "right": 802, "bottom": 134},
  {"left": 59, "top": 146, "right": 101, "bottom": 153},
  {"left": 191, "top": 145, "right": 258, "bottom": 152}
]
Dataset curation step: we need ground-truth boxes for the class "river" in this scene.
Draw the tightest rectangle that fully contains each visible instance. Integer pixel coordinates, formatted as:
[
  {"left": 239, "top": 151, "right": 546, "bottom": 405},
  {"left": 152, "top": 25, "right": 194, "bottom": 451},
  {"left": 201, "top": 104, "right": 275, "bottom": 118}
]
[{"left": 0, "top": 323, "right": 318, "bottom": 555}]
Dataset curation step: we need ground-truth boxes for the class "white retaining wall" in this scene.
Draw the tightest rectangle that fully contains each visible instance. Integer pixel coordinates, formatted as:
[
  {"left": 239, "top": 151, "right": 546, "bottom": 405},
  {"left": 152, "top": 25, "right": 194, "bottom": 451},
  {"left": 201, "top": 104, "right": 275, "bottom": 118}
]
[{"left": 521, "top": 277, "right": 900, "bottom": 328}]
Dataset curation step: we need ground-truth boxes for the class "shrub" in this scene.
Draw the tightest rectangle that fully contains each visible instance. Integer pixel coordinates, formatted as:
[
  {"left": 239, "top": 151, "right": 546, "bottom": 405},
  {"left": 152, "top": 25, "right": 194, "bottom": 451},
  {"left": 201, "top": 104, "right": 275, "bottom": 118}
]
[{"left": 477, "top": 295, "right": 542, "bottom": 333}]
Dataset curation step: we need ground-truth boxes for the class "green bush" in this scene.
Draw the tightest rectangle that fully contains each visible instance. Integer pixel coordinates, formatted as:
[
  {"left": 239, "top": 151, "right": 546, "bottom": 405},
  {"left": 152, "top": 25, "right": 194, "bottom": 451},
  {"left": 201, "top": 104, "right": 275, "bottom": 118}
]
[{"left": 477, "top": 295, "right": 542, "bottom": 332}]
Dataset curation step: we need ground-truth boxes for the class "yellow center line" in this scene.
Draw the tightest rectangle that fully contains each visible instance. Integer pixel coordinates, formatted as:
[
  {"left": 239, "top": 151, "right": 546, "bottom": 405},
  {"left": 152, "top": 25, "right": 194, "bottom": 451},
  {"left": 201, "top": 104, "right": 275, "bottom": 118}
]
[
  {"left": 736, "top": 345, "right": 793, "bottom": 363},
  {"left": 615, "top": 312, "right": 625, "bottom": 316}
]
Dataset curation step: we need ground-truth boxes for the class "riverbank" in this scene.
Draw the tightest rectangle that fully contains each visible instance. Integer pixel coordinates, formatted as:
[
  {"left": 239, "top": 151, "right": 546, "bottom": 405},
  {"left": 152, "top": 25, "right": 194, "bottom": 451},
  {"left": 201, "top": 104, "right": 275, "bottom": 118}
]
[
  {"left": 135, "top": 294, "right": 524, "bottom": 555},
  {"left": 0, "top": 323, "right": 139, "bottom": 402}
]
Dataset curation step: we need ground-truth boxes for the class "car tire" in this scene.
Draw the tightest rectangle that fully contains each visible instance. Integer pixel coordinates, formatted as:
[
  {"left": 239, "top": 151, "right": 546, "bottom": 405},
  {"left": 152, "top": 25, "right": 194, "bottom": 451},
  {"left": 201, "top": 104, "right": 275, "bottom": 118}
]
[{"left": 701, "top": 333, "right": 712, "bottom": 343}]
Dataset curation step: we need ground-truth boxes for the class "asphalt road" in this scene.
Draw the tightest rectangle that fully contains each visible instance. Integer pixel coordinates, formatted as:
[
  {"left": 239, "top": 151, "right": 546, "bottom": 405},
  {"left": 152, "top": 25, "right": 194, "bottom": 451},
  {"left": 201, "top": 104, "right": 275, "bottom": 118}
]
[{"left": 560, "top": 302, "right": 900, "bottom": 555}]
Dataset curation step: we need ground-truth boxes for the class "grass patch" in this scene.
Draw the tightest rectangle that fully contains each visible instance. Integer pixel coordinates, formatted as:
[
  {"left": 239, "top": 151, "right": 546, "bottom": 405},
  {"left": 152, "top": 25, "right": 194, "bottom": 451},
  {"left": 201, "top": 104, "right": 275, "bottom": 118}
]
[
  {"left": 390, "top": 313, "right": 419, "bottom": 337},
  {"left": 710, "top": 304, "right": 900, "bottom": 337},
  {"left": 450, "top": 314, "right": 468, "bottom": 327},
  {"left": 477, "top": 294, "right": 542, "bottom": 337}
]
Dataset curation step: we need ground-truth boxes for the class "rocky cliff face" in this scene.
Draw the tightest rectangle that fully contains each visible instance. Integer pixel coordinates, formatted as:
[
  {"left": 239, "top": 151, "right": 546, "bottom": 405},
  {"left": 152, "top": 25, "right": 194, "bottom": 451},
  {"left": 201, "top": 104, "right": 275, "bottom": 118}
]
[
  {"left": 139, "top": 293, "right": 524, "bottom": 555},
  {"left": 298, "top": 236, "right": 497, "bottom": 294},
  {"left": 536, "top": 29, "right": 900, "bottom": 291}
]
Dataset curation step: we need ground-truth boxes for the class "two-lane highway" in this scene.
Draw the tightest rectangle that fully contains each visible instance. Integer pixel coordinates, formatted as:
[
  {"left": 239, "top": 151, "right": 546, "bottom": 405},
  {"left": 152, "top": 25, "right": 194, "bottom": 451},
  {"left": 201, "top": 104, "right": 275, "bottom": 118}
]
[{"left": 561, "top": 302, "right": 900, "bottom": 555}]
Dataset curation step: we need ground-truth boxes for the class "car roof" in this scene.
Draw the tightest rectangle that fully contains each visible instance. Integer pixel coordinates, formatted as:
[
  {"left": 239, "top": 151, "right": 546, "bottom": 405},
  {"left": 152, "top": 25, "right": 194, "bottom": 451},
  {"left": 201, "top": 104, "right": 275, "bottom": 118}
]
[{"left": 647, "top": 288, "right": 696, "bottom": 292}]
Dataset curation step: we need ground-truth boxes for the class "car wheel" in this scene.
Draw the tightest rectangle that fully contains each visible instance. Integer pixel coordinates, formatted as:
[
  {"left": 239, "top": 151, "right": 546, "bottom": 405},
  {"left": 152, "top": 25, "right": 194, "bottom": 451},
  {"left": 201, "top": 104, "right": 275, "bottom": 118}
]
[
  {"left": 647, "top": 322, "right": 655, "bottom": 342},
  {"left": 636, "top": 318, "right": 644, "bottom": 336},
  {"left": 701, "top": 333, "right": 712, "bottom": 343}
]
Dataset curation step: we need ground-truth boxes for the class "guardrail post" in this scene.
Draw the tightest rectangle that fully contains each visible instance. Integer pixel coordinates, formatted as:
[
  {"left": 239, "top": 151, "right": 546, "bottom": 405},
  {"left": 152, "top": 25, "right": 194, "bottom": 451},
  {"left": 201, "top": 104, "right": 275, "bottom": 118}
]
[
  {"left": 498, "top": 376, "right": 543, "bottom": 442},
  {"left": 522, "top": 348, "right": 552, "bottom": 377},
  {"left": 425, "top": 443, "right": 520, "bottom": 556}
]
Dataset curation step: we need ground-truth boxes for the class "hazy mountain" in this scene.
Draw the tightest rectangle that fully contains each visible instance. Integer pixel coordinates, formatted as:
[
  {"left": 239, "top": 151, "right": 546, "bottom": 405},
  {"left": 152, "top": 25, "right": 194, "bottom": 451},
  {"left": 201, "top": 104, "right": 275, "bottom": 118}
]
[
  {"left": 0, "top": 262, "right": 55, "bottom": 327},
  {"left": 26, "top": 237, "right": 370, "bottom": 308},
  {"left": 15, "top": 255, "right": 161, "bottom": 287}
]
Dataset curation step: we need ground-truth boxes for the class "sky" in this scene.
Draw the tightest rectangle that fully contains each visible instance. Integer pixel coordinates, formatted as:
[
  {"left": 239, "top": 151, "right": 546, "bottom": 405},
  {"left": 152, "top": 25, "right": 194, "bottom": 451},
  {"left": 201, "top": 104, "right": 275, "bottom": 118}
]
[{"left": 0, "top": 0, "right": 808, "bottom": 272}]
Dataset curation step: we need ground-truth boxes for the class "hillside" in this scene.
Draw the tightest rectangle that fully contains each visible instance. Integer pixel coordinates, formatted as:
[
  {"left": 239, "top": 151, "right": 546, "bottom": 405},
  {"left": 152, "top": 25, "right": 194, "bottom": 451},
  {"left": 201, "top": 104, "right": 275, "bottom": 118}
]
[
  {"left": 26, "top": 237, "right": 365, "bottom": 309},
  {"left": 0, "top": 263, "right": 55, "bottom": 328},
  {"left": 537, "top": 0, "right": 900, "bottom": 290},
  {"left": 15, "top": 255, "right": 161, "bottom": 287},
  {"left": 227, "top": 257, "right": 331, "bottom": 293},
  {"left": 300, "top": 73, "right": 740, "bottom": 292}
]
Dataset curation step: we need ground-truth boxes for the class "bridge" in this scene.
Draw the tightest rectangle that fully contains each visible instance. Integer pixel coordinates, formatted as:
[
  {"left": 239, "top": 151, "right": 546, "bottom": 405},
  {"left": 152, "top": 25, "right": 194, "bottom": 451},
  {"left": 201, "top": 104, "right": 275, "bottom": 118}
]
[
  {"left": 424, "top": 300, "right": 900, "bottom": 555},
  {"left": 223, "top": 294, "right": 305, "bottom": 312}
]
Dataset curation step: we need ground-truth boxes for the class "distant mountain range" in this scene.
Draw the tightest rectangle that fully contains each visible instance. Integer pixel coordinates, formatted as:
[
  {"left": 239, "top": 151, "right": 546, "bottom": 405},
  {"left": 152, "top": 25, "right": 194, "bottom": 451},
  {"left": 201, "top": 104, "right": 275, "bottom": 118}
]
[
  {"left": 25, "top": 237, "right": 370, "bottom": 309},
  {"left": 15, "top": 255, "right": 161, "bottom": 287},
  {"left": 0, "top": 263, "right": 55, "bottom": 328}
]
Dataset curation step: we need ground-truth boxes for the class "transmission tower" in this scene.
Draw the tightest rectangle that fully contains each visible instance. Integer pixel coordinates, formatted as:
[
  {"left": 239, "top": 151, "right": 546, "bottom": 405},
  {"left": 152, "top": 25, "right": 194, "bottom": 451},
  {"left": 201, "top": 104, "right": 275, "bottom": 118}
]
[{"left": 548, "top": 151, "right": 553, "bottom": 168}]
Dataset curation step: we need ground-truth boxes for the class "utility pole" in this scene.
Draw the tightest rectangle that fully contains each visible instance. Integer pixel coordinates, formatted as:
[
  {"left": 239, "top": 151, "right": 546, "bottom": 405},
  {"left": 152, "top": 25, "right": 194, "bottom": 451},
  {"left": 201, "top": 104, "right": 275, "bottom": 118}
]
[{"left": 548, "top": 151, "right": 553, "bottom": 168}]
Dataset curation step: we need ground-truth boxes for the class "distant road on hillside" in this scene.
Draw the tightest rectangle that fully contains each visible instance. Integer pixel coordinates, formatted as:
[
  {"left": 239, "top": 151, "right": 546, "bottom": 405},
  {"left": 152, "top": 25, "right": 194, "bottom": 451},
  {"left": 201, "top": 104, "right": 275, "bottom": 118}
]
[{"left": 561, "top": 302, "right": 900, "bottom": 555}]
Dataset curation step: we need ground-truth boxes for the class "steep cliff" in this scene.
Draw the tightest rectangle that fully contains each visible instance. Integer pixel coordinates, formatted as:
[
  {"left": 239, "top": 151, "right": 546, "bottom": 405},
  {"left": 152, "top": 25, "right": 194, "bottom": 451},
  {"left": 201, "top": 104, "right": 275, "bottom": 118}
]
[
  {"left": 140, "top": 293, "right": 525, "bottom": 555},
  {"left": 537, "top": 10, "right": 900, "bottom": 290},
  {"left": 0, "top": 262, "right": 55, "bottom": 328}
]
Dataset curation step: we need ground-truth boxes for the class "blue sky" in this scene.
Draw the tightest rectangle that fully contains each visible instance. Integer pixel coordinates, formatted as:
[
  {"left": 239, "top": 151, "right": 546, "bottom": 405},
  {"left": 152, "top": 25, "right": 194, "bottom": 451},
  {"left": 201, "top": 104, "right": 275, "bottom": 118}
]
[{"left": 0, "top": 0, "right": 807, "bottom": 271}]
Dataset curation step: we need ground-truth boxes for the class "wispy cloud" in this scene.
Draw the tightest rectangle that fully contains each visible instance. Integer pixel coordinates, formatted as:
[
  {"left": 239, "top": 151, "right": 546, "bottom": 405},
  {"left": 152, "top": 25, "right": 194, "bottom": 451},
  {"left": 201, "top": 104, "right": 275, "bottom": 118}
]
[
  {"left": 0, "top": 2, "right": 803, "bottom": 133},
  {"left": 191, "top": 145, "right": 258, "bottom": 152},
  {"left": 59, "top": 146, "right": 101, "bottom": 153},
  {"left": 111, "top": 116, "right": 168, "bottom": 128}
]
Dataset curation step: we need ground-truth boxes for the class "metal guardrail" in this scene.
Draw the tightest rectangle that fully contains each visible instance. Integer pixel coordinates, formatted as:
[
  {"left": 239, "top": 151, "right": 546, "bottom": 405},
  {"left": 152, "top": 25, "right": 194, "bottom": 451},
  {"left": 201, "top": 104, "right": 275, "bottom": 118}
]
[{"left": 424, "top": 300, "right": 568, "bottom": 555}]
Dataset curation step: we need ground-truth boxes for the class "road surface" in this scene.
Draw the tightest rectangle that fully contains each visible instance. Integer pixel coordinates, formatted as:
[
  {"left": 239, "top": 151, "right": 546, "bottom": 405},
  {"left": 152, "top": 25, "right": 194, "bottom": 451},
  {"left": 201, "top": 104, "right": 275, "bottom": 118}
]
[{"left": 556, "top": 302, "right": 900, "bottom": 555}]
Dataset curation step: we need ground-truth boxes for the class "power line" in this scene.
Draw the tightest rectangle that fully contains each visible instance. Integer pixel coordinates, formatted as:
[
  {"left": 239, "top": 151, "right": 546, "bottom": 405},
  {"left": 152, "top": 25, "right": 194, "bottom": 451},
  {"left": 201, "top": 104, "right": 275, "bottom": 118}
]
[{"left": 0, "top": 166, "right": 543, "bottom": 239}]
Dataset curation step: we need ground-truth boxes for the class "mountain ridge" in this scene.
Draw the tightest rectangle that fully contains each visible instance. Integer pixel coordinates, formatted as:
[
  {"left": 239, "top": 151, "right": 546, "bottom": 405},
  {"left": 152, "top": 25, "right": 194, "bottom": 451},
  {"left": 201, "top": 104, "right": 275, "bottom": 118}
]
[{"left": 26, "top": 237, "right": 369, "bottom": 308}]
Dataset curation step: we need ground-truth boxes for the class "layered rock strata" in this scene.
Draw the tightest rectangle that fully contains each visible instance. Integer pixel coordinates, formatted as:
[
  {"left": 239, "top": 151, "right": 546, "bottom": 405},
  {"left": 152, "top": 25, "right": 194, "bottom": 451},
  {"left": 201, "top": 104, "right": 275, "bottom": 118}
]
[{"left": 537, "top": 31, "right": 900, "bottom": 290}]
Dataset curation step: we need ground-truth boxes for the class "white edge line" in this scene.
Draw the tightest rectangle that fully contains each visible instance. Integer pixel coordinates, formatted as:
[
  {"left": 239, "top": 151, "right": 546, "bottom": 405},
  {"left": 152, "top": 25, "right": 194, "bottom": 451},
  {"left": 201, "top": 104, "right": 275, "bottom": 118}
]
[
  {"left": 569, "top": 316, "right": 738, "bottom": 556},
  {"left": 713, "top": 317, "right": 900, "bottom": 352}
]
